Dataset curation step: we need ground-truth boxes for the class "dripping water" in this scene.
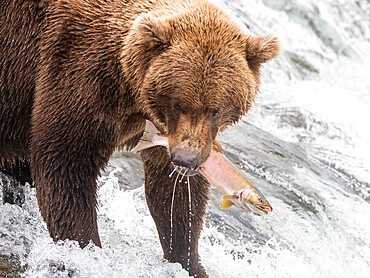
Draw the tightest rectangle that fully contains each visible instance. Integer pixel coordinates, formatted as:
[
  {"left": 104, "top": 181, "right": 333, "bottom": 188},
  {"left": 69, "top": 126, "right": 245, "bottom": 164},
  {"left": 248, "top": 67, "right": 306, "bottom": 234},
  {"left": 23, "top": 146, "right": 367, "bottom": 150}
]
[
  {"left": 169, "top": 168, "right": 176, "bottom": 178},
  {"left": 168, "top": 165, "right": 192, "bottom": 271},
  {"left": 169, "top": 167, "right": 181, "bottom": 253},
  {"left": 179, "top": 170, "right": 186, "bottom": 183},
  {"left": 186, "top": 175, "right": 192, "bottom": 271}
]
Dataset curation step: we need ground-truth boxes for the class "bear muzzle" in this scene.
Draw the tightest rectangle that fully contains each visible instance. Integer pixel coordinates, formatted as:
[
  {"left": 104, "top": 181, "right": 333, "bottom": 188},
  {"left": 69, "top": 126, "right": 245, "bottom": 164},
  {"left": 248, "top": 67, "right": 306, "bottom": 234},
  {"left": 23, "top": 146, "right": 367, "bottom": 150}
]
[{"left": 170, "top": 148, "right": 199, "bottom": 175}]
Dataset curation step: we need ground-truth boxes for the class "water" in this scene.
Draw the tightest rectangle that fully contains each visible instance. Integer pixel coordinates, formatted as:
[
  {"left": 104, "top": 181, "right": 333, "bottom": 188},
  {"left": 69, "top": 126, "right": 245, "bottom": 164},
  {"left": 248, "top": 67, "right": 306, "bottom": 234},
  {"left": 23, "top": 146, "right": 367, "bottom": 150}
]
[
  {"left": 1, "top": 0, "right": 369, "bottom": 277},
  {"left": 169, "top": 168, "right": 180, "bottom": 254},
  {"left": 186, "top": 176, "right": 192, "bottom": 271}
]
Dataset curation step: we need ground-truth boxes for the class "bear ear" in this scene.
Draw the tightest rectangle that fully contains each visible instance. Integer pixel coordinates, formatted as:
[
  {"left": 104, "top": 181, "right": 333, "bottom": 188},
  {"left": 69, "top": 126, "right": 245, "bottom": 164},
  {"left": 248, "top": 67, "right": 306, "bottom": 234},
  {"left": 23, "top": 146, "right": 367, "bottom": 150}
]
[
  {"left": 122, "top": 13, "right": 174, "bottom": 92},
  {"left": 245, "top": 35, "right": 280, "bottom": 66},
  {"left": 130, "top": 13, "right": 173, "bottom": 51}
]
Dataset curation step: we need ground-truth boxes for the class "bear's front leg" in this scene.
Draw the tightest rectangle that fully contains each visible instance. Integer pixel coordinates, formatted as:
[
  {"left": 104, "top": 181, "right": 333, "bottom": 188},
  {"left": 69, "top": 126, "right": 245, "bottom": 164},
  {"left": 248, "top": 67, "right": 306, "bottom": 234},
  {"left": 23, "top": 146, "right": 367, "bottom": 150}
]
[
  {"left": 31, "top": 111, "right": 117, "bottom": 248},
  {"left": 141, "top": 146, "right": 210, "bottom": 278}
]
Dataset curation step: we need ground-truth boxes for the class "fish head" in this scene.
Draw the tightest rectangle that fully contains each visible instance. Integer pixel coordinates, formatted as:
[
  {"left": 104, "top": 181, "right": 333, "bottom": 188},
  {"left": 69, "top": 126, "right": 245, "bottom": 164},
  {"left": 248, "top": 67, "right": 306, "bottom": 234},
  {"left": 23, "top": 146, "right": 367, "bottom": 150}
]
[{"left": 241, "top": 189, "right": 272, "bottom": 214}]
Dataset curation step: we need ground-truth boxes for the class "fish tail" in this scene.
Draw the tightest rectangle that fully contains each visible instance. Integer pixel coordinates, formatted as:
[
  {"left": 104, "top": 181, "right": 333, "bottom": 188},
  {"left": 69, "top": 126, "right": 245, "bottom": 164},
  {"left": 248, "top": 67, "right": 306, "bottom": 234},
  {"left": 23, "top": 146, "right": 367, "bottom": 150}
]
[{"left": 132, "top": 120, "right": 160, "bottom": 152}]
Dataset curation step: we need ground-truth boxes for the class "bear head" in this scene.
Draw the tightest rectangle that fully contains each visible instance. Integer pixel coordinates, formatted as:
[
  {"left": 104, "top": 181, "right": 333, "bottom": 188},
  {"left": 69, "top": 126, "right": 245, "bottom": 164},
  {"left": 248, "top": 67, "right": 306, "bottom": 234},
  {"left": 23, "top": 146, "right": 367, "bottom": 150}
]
[{"left": 122, "top": 3, "right": 280, "bottom": 174}]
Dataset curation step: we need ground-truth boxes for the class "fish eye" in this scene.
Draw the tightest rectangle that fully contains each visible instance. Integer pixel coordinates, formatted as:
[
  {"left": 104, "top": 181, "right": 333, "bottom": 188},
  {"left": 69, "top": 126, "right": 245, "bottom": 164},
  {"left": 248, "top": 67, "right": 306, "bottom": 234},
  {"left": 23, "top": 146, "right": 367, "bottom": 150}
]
[{"left": 258, "top": 197, "right": 264, "bottom": 203}]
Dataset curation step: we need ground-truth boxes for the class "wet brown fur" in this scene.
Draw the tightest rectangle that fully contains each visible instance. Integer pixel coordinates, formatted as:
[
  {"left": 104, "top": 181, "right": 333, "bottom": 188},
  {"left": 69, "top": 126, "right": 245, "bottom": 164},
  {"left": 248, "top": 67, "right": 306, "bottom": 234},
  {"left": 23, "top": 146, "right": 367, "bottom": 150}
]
[{"left": 0, "top": 0, "right": 279, "bottom": 276}]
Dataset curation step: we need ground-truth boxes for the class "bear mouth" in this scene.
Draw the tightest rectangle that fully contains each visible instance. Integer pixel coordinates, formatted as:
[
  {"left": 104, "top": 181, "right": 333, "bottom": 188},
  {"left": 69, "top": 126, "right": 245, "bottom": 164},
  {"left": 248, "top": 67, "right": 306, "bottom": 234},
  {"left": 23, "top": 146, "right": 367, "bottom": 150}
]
[{"left": 170, "top": 165, "right": 199, "bottom": 177}]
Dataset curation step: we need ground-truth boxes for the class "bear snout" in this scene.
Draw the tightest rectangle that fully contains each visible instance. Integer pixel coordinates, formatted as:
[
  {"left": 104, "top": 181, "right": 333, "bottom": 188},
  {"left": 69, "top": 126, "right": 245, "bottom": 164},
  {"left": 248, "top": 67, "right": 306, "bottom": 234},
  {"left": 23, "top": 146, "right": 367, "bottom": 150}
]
[{"left": 170, "top": 148, "right": 199, "bottom": 173}]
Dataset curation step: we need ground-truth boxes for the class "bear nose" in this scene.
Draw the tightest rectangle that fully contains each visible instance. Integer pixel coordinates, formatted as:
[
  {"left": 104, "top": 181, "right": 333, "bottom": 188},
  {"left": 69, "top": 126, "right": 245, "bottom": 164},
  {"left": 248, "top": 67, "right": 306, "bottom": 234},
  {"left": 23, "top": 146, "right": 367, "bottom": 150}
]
[{"left": 171, "top": 149, "right": 199, "bottom": 171}]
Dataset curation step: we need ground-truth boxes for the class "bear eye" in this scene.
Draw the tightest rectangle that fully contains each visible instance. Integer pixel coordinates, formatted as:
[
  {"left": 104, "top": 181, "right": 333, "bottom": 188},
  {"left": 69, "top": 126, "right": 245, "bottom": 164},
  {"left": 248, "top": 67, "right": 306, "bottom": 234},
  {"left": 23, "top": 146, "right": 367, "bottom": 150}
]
[
  {"left": 208, "top": 110, "right": 220, "bottom": 118},
  {"left": 157, "top": 112, "right": 166, "bottom": 123},
  {"left": 173, "top": 103, "right": 183, "bottom": 113}
]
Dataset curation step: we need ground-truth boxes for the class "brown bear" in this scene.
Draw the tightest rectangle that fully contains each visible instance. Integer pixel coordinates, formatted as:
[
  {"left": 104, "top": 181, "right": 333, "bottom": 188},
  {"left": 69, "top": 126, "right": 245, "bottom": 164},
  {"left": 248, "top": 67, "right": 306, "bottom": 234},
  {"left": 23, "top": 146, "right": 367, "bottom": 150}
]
[{"left": 0, "top": 0, "right": 279, "bottom": 276}]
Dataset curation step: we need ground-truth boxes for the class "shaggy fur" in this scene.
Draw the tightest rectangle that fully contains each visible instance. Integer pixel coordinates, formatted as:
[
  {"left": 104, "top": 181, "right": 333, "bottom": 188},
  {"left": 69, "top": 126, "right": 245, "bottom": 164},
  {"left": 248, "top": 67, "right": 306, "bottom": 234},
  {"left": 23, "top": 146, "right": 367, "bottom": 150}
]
[{"left": 0, "top": 0, "right": 279, "bottom": 276}]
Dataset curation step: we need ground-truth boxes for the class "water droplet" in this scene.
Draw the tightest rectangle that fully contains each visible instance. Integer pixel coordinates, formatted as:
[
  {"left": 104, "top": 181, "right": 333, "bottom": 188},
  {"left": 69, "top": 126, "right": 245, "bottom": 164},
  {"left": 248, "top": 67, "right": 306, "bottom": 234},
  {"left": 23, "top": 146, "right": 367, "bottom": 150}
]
[
  {"left": 169, "top": 168, "right": 177, "bottom": 178},
  {"left": 170, "top": 170, "right": 181, "bottom": 253},
  {"left": 187, "top": 175, "right": 192, "bottom": 270}
]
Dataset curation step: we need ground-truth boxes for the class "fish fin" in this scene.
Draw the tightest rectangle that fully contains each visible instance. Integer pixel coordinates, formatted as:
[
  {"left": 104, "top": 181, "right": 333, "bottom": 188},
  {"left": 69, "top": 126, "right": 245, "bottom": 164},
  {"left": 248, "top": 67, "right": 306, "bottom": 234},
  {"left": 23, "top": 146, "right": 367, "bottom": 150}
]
[
  {"left": 221, "top": 199, "right": 234, "bottom": 209},
  {"left": 223, "top": 194, "right": 238, "bottom": 200},
  {"left": 221, "top": 195, "right": 237, "bottom": 209},
  {"left": 132, "top": 120, "right": 160, "bottom": 152}
]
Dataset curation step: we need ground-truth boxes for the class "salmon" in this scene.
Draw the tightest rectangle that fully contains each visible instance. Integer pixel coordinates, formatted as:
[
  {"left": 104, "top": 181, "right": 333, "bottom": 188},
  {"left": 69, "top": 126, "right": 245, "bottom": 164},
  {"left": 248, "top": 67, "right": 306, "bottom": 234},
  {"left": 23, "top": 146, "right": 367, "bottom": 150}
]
[{"left": 132, "top": 120, "right": 272, "bottom": 214}]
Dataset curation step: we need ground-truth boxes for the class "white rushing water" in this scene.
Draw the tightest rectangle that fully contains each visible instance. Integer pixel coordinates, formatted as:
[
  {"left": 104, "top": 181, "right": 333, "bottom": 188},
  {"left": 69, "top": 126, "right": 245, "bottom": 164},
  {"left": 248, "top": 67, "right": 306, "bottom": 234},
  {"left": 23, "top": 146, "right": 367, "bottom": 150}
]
[{"left": 1, "top": 0, "right": 369, "bottom": 277}]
